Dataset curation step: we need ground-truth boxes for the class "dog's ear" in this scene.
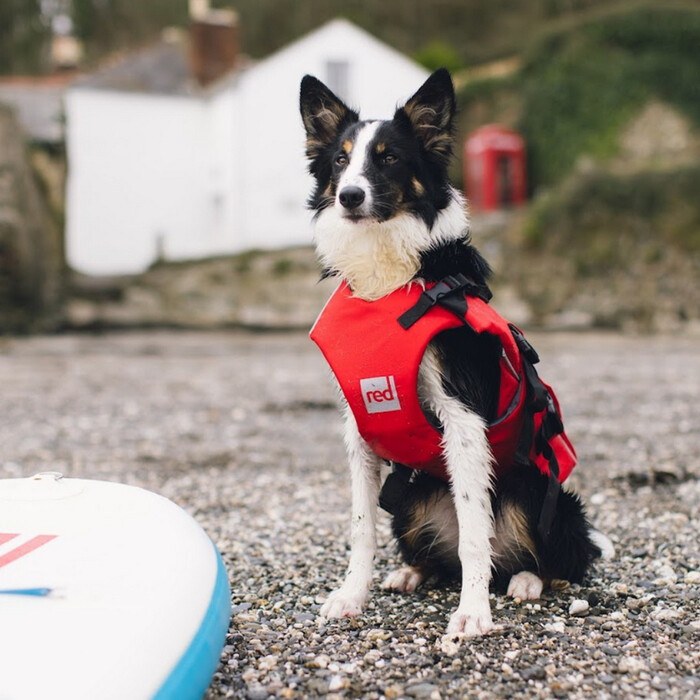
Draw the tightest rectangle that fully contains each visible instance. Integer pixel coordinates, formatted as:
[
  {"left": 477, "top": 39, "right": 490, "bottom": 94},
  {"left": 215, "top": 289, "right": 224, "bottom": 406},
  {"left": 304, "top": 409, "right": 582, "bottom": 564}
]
[
  {"left": 300, "top": 75, "right": 359, "bottom": 161},
  {"left": 395, "top": 68, "right": 455, "bottom": 161}
]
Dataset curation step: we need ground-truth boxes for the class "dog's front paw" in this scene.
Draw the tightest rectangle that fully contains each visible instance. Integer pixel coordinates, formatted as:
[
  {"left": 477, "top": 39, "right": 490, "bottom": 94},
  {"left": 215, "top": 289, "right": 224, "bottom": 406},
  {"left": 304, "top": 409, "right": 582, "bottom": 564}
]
[
  {"left": 507, "top": 571, "right": 543, "bottom": 601},
  {"left": 446, "top": 606, "right": 494, "bottom": 637},
  {"left": 320, "top": 588, "right": 366, "bottom": 619},
  {"left": 382, "top": 566, "right": 424, "bottom": 593}
]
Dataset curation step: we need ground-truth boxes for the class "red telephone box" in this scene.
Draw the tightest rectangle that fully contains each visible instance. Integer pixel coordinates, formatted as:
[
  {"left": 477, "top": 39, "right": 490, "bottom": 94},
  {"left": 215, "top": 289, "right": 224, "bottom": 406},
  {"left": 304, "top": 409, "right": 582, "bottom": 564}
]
[{"left": 464, "top": 125, "right": 527, "bottom": 211}]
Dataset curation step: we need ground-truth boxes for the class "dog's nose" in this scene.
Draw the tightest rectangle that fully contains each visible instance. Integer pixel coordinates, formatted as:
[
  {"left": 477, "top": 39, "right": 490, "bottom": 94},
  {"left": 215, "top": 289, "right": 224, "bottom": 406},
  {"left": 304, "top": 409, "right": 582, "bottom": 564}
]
[{"left": 339, "top": 186, "right": 366, "bottom": 209}]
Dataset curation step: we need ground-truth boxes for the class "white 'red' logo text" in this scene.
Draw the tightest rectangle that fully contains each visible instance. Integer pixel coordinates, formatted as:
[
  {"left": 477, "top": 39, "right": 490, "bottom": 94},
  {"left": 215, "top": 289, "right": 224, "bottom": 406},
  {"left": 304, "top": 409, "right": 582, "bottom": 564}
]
[{"left": 360, "top": 375, "right": 401, "bottom": 414}]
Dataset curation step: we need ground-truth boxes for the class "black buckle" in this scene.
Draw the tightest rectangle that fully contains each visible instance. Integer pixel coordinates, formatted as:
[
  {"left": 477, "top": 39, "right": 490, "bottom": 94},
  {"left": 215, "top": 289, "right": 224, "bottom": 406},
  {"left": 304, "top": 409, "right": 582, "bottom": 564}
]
[
  {"left": 509, "top": 325, "right": 540, "bottom": 365},
  {"left": 398, "top": 274, "right": 489, "bottom": 329},
  {"left": 425, "top": 274, "right": 470, "bottom": 304}
]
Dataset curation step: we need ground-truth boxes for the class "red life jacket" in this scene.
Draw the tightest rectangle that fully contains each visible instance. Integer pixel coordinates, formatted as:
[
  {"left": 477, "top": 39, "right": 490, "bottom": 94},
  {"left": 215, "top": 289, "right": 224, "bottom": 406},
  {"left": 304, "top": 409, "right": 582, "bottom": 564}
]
[{"left": 310, "top": 277, "right": 577, "bottom": 490}]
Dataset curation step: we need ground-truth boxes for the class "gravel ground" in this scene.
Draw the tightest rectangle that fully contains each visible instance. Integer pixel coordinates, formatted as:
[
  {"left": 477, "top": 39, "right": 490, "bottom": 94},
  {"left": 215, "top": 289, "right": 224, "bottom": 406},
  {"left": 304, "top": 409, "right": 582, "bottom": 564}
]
[{"left": 1, "top": 330, "right": 699, "bottom": 699}]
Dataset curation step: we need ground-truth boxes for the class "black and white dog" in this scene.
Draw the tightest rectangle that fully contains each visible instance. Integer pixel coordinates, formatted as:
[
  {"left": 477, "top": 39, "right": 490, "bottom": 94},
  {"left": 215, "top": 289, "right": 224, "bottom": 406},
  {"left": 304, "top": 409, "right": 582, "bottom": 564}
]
[{"left": 300, "top": 69, "right": 611, "bottom": 637}]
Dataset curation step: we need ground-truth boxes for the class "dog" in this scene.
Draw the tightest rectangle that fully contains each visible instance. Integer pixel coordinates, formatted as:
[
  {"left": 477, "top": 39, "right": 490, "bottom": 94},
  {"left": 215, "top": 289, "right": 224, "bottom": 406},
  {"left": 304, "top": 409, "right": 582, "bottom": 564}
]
[{"left": 299, "top": 68, "right": 611, "bottom": 637}]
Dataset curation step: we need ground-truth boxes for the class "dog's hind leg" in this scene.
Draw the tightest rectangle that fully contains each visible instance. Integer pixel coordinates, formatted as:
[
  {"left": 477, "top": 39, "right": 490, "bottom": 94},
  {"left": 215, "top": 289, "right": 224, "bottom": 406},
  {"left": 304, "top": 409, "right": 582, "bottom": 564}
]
[
  {"left": 506, "top": 571, "right": 544, "bottom": 600},
  {"left": 382, "top": 565, "right": 426, "bottom": 592},
  {"left": 320, "top": 402, "right": 382, "bottom": 619},
  {"left": 385, "top": 473, "right": 460, "bottom": 589},
  {"left": 492, "top": 465, "right": 604, "bottom": 599}
]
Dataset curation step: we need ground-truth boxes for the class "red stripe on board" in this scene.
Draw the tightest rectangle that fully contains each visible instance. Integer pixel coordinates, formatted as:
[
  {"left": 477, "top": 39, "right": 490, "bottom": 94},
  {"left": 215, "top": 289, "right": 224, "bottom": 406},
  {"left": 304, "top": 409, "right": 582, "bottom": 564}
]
[
  {"left": 0, "top": 533, "right": 20, "bottom": 546},
  {"left": 0, "top": 535, "right": 58, "bottom": 570}
]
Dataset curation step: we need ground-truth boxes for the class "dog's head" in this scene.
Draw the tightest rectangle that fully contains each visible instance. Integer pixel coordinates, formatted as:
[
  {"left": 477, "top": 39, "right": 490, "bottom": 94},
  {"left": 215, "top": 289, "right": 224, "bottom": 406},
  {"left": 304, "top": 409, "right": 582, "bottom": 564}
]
[
  {"left": 300, "top": 69, "right": 469, "bottom": 299},
  {"left": 300, "top": 68, "right": 456, "bottom": 227}
]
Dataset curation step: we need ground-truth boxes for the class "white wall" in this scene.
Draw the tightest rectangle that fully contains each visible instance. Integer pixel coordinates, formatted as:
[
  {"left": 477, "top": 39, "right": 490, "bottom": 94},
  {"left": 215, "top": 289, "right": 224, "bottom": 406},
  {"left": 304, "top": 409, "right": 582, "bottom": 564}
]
[
  {"left": 234, "top": 19, "right": 429, "bottom": 252},
  {"left": 65, "top": 20, "right": 429, "bottom": 275},
  {"left": 65, "top": 89, "right": 214, "bottom": 274}
]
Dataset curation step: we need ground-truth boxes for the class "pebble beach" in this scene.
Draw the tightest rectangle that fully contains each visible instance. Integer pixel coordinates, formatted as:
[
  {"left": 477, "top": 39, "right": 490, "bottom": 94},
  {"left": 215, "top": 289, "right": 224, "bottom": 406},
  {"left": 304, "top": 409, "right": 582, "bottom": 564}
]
[{"left": 1, "top": 330, "right": 698, "bottom": 699}]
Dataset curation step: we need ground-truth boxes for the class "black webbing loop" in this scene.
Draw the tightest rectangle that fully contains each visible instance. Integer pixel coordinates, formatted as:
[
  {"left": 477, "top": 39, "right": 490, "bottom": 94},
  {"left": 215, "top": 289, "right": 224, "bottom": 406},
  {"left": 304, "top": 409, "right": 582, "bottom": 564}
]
[
  {"left": 509, "top": 324, "right": 540, "bottom": 365},
  {"left": 397, "top": 274, "right": 492, "bottom": 330},
  {"left": 537, "top": 439, "right": 561, "bottom": 540},
  {"left": 379, "top": 463, "right": 413, "bottom": 514},
  {"left": 510, "top": 325, "right": 565, "bottom": 541}
]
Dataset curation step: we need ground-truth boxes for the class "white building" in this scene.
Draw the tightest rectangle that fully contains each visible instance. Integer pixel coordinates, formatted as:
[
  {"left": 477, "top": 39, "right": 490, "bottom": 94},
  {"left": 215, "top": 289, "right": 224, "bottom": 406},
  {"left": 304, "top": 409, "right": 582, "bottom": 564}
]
[{"left": 65, "top": 18, "right": 428, "bottom": 275}]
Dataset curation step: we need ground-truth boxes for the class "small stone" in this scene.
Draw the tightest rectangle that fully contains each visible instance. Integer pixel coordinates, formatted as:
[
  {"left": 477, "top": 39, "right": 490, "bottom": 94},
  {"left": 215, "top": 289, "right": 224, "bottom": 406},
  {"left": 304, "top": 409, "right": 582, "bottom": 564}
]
[
  {"left": 231, "top": 602, "right": 253, "bottom": 615},
  {"left": 610, "top": 582, "right": 629, "bottom": 596},
  {"left": 439, "top": 633, "right": 464, "bottom": 656},
  {"left": 569, "top": 599, "right": 590, "bottom": 616},
  {"left": 522, "top": 665, "right": 546, "bottom": 681},
  {"left": 257, "top": 655, "right": 278, "bottom": 671},
  {"left": 328, "top": 675, "right": 348, "bottom": 692},
  {"left": 544, "top": 621, "right": 566, "bottom": 634},
  {"left": 618, "top": 656, "right": 647, "bottom": 674},
  {"left": 684, "top": 570, "right": 700, "bottom": 584},
  {"left": 651, "top": 676, "right": 669, "bottom": 691},
  {"left": 366, "top": 628, "right": 391, "bottom": 641},
  {"left": 308, "top": 654, "right": 330, "bottom": 669},
  {"left": 650, "top": 607, "right": 681, "bottom": 621},
  {"left": 587, "top": 591, "right": 601, "bottom": 607},
  {"left": 306, "top": 679, "right": 329, "bottom": 695},
  {"left": 294, "top": 612, "right": 315, "bottom": 623},
  {"left": 385, "top": 685, "right": 405, "bottom": 700},
  {"left": 406, "top": 682, "right": 440, "bottom": 699},
  {"left": 653, "top": 563, "right": 678, "bottom": 585},
  {"left": 246, "top": 688, "right": 268, "bottom": 700}
]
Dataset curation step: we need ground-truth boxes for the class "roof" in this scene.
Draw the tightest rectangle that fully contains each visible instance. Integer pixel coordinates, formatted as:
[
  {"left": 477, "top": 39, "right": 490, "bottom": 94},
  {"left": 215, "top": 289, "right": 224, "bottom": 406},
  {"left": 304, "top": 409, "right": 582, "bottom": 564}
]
[
  {"left": 250, "top": 18, "right": 426, "bottom": 81},
  {"left": 72, "top": 31, "right": 199, "bottom": 96},
  {"left": 0, "top": 74, "right": 75, "bottom": 142}
]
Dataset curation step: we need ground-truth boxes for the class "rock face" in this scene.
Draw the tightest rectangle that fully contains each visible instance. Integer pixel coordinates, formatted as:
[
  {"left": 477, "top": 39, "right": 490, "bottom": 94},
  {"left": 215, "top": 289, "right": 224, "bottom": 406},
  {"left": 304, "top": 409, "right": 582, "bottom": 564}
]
[
  {"left": 66, "top": 247, "right": 337, "bottom": 331},
  {"left": 0, "top": 106, "right": 63, "bottom": 332},
  {"left": 618, "top": 101, "right": 700, "bottom": 168}
]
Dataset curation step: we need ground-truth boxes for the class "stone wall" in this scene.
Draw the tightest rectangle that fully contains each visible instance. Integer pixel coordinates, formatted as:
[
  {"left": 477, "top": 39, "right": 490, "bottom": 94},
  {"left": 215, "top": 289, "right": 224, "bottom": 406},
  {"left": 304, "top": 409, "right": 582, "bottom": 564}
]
[
  {"left": 0, "top": 106, "right": 63, "bottom": 332},
  {"left": 66, "top": 247, "right": 337, "bottom": 331}
]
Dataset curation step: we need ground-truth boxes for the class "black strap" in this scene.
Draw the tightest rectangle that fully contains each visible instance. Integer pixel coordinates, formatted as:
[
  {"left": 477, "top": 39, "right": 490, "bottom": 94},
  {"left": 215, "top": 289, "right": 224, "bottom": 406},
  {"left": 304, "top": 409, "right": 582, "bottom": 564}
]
[
  {"left": 509, "top": 324, "right": 540, "bottom": 365},
  {"left": 397, "top": 274, "right": 492, "bottom": 330},
  {"left": 536, "top": 438, "right": 561, "bottom": 540},
  {"left": 378, "top": 463, "right": 414, "bottom": 514},
  {"left": 510, "top": 326, "right": 564, "bottom": 541}
]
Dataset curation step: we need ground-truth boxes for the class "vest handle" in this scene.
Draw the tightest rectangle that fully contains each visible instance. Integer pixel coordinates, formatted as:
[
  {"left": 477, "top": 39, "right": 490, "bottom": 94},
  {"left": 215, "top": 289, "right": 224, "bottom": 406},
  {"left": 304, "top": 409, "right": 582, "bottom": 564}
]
[{"left": 397, "top": 274, "right": 492, "bottom": 329}]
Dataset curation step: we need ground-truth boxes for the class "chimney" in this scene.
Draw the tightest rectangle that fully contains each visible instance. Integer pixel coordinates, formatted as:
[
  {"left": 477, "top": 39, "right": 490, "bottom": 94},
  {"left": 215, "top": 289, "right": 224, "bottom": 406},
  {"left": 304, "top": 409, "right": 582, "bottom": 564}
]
[
  {"left": 51, "top": 35, "right": 83, "bottom": 71},
  {"left": 189, "top": 1, "right": 240, "bottom": 87}
]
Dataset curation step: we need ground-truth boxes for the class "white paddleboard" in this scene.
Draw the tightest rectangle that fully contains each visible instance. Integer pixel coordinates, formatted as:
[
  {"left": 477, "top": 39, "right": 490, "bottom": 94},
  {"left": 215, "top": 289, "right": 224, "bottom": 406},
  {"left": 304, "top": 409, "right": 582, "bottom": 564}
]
[{"left": 0, "top": 473, "right": 231, "bottom": 700}]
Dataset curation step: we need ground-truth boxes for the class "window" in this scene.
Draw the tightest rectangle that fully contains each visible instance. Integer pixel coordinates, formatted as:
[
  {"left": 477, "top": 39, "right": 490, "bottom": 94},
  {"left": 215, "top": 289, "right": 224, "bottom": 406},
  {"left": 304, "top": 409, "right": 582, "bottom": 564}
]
[{"left": 325, "top": 60, "right": 350, "bottom": 102}]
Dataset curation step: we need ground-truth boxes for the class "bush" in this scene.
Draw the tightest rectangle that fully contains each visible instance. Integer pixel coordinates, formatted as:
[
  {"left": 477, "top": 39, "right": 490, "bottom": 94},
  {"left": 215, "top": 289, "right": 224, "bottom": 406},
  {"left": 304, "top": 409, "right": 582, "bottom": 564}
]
[
  {"left": 414, "top": 40, "right": 462, "bottom": 74},
  {"left": 524, "top": 165, "right": 700, "bottom": 259},
  {"left": 517, "top": 6, "right": 700, "bottom": 188}
]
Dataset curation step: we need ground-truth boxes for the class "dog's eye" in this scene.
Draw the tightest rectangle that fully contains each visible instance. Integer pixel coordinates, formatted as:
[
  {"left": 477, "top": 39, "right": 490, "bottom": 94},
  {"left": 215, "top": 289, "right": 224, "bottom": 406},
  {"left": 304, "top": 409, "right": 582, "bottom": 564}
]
[
  {"left": 382, "top": 153, "right": 398, "bottom": 165},
  {"left": 336, "top": 154, "right": 348, "bottom": 166}
]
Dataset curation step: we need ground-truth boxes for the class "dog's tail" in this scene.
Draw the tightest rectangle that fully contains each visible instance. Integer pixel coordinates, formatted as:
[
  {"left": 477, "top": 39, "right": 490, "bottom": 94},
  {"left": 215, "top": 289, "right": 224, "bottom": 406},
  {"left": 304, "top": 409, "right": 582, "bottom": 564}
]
[{"left": 589, "top": 528, "right": 615, "bottom": 560}]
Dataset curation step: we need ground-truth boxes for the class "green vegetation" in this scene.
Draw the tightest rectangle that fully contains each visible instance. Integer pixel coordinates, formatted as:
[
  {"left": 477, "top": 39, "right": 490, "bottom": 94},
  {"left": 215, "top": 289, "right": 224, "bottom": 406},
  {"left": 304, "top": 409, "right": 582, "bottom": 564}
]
[
  {"left": 1, "top": 0, "right": 642, "bottom": 75},
  {"left": 457, "top": 5, "right": 700, "bottom": 188},
  {"left": 524, "top": 165, "right": 700, "bottom": 257},
  {"left": 519, "top": 5, "right": 700, "bottom": 187},
  {"left": 0, "top": 0, "right": 50, "bottom": 75},
  {"left": 414, "top": 40, "right": 462, "bottom": 74},
  {"left": 451, "top": 4, "right": 700, "bottom": 328},
  {"left": 510, "top": 165, "right": 700, "bottom": 329}
]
